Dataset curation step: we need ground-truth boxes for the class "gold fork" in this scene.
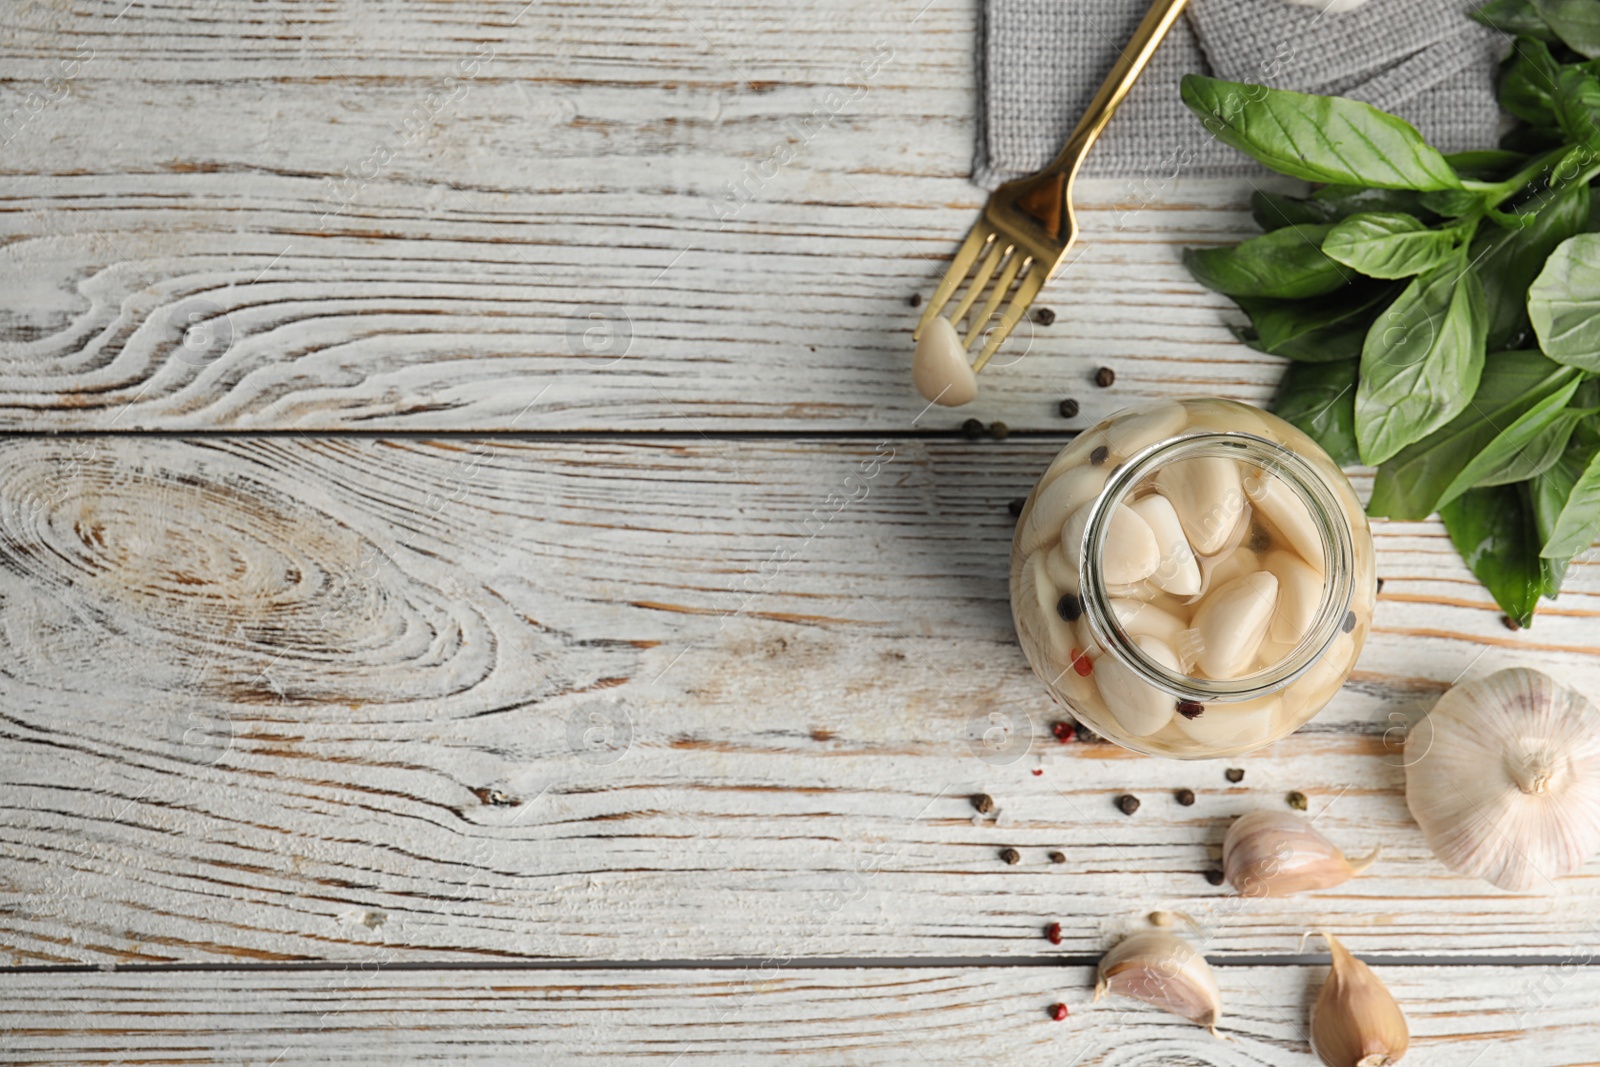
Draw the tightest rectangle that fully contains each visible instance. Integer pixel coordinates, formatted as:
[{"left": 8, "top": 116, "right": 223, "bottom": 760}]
[{"left": 913, "top": 0, "right": 1192, "bottom": 405}]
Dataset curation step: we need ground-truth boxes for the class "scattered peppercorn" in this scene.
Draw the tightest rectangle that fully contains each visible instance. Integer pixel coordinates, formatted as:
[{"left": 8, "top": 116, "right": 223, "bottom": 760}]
[
  {"left": 1176, "top": 700, "right": 1204, "bottom": 720},
  {"left": 1034, "top": 307, "right": 1057, "bottom": 326},
  {"left": 1342, "top": 610, "right": 1357, "bottom": 634},
  {"left": 1204, "top": 869, "right": 1225, "bottom": 886},
  {"left": 1058, "top": 398, "right": 1080, "bottom": 419},
  {"left": 1075, "top": 724, "right": 1104, "bottom": 744},
  {"left": 1502, "top": 614, "right": 1523, "bottom": 631},
  {"left": 1051, "top": 720, "right": 1076, "bottom": 743},
  {"left": 1375, "top": 577, "right": 1385, "bottom": 594},
  {"left": 1009, "top": 496, "right": 1026, "bottom": 517},
  {"left": 1287, "top": 791, "right": 1309, "bottom": 811},
  {"left": 962, "top": 418, "right": 984, "bottom": 440},
  {"left": 1225, "top": 768, "right": 1245, "bottom": 783},
  {"left": 1048, "top": 850, "right": 1066, "bottom": 864},
  {"left": 1045, "top": 921, "right": 1063, "bottom": 945},
  {"left": 972, "top": 793, "right": 995, "bottom": 815},
  {"left": 1057, "top": 593, "right": 1082, "bottom": 622},
  {"left": 990, "top": 420, "right": 1010, "bottom": 440},
  {"left": 1116, "top": 793, "right": 1141, "bottom": 816},
  {"left": 1049, "top": 1003, "right": 1069, "bottom": 1022},
  {"left": 1175, "top": 788, "right": 1196, "bottom": 806},
  {"left": 1094, "top": 366, "right": 1116, "bottom": 388},
  {"left": 1031, "top": 768, "right": 1043, "bottom": 776},
  {"left": 909, "top": 292, "right": 922, "bottom": 308},
  {"left": 1000, "top": 847, "right": 1021, "bottom": 865},
  {"left": 1089, "top": 445, "right": 1110, "bottom": 466}
]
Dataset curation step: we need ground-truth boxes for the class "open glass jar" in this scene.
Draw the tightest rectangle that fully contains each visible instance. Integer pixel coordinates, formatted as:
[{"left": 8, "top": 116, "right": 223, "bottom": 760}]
[{"left": 1010, "top": 398, "right": 1376, "bottom": 759}]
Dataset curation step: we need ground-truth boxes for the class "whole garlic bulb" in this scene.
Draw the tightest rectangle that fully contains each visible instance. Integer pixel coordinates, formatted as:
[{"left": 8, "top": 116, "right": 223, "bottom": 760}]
[{"left": 1406, "top": 668, "right": 1600, "bottom": 892}]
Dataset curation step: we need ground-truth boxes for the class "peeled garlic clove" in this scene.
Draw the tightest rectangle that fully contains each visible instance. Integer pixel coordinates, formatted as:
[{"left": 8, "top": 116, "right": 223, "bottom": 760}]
[
  {"left": 1020, "top": 464, "right": 1107, "bottom": 556},
  {"left": 1262, "top": 549, "right": 1322, "bottom": 646},
  {"left": 1095, "top": 930, "right": 1222, "bottom": 1036},
  {"left": 1311, "top": 932, "right": 1409, "bottom": 1067},
  {"left": 1171, "top": 693, "right": 1279, "bottom": 748},
  {"left": 1021, "top": 551, "right": 1075, "bottom": 661},
  {"left": 1101, "top": 400, "right": 1188, "bottom": 458},
  {"left": 1043, "top": 542, "right": 1077, "bottom": 592},
  {"left": 1223, "top": 810, "right": 1377, "bottom": 897},
  {"left": 1129, "top": 492, "right": 1201, "bottom": 596},
  {"left": 1095, "top": 635, "right": 1180, "bottom": 737},
  {"left": 1155, "top": 456, "right": 1246, "bottom": 556},
  {"left": 1244, "top": 469, "right": 1325, "bottom": 570},
  {"left": 1110, "top": 597, "right": 1187, "bottom": 648},
  {"left": 1405, "top": 667, "right": 1600, "bottom": 892},
  {"left": 912, "top": 316, "right": 977, "bottom": 406},
  {"left": 1195, "top": 543, "right": 1259, "bottom": 601},
  {"left": 1099, "top": 504, "right": 1161, "bottom": 585},
  {"left": 1186, "top": 570, "right": 1278, "bottom": 679}
]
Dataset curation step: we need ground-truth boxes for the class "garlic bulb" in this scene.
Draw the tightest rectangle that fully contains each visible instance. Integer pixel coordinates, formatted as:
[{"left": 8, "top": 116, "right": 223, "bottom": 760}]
[
  {"left": 1405, "top": 668, "right": 1600, "bottom": 892},
  {"left": 1223, "top": 810, "right": 1377, "bottom": 897},
  {"left": 1310, "top": 932, "right": 1409, "bottom": 1067},
  {"left": 1094, "top": 930, "right": 1222, "bottom": 1035}
]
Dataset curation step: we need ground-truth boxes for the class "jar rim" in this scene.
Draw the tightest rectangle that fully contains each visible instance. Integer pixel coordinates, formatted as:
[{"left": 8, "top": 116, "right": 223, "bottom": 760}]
[{"left": 1078, "top": 431, "right": 1355, "bottom": 702}]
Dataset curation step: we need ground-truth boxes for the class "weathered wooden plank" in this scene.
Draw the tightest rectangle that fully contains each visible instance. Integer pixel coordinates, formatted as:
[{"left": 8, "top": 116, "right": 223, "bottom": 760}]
[
  {"left": 0, "top": 0, "right": 1292, "bottom": 430},
  {"left": 2, "top": 437, "right": 1597, "bottom": 965},
  {"left": 2, "top": 963, "right": 1597, "bottom": 1065}
]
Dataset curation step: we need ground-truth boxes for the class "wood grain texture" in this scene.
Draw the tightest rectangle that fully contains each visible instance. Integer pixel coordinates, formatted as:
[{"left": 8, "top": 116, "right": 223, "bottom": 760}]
[
  {"left": 0, "top": 0, "right": 1291, "bottom": 431},
  {"left": 3, "top": 437, "right": 1598, "bottom": 965},
  {"left": 3, "top": 963, "right": 1599, "bottom": 1065}
]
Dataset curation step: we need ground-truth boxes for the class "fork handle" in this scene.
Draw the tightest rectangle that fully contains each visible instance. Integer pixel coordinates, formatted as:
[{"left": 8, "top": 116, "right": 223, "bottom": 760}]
[{"left": 1049, "top": 0, "right": 1191, "bottom": 179}]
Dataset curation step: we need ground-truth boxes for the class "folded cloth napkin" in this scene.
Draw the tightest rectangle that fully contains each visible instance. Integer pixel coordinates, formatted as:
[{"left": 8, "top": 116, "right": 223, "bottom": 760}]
[{"left": 976, "top": 0, "right": 1505, "bottom": 187}]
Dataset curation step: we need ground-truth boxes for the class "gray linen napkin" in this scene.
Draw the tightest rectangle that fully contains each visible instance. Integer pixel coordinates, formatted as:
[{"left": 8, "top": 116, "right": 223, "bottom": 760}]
[{"left": 976, "top": 0, "right": 1505, "bottom": 187}]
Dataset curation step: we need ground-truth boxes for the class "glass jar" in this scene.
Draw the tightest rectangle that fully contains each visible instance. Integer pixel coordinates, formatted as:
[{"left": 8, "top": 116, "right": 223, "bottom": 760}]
[{"left": 1010, "top": 398, "right": 1376, "bottom": 759}]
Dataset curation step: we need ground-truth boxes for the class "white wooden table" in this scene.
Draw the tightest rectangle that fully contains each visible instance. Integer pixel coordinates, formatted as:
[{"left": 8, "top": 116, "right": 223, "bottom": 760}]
[{"left": 3, "top": 1, "right": 1599, "bottom": 1063}]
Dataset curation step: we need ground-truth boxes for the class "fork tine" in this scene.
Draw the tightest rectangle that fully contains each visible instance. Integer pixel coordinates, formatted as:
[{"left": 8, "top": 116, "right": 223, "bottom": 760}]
[
  {"left": 972, "top": 262, "right": 1043, "bottom": 372},
  {"left": 947, "top": 238, "right": 1007, "bottom": 329},
  {"left": 914, "top": 225, "right": 993, "bottom": 340},
  {"left": 963, "top": 250, "right": 1027, "bottom": 349}
]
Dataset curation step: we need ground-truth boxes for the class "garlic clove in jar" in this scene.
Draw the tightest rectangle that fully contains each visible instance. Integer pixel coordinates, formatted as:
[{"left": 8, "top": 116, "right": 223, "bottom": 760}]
[
  {"left": 1094, "top": 930, "right": 1222, "bottom": 1036},
  {"left": 1110, "top": 597, "right": 1188, "bottom": 648},
  {"left": 1262, "top": 549, "right": 1322, "bottom": 647},
  {"left": 1096, "top": 635, "right": 1181, "bottom": 737},
  {"left": 1310, "top": 932, "right": 1409, "bottom": 1067},
  {"left": 1196, "top": 544, "right": 1260, "bottom": 601},
  {"left": 1244, "top": 469, "right": 1325, "bottom": 570},
  {"left": 1155, "top": 456, "right": 1247, "bottom": 556},
  {"left": 911, "top": 316, "right": 977, "bottom": 406},
  {"left": 1129, "top": 492, "right": 1202, "bottom": 596},
  {"left": 1185, "top": 570, "right": 1278, "bottom": 679},
  {"left": 1101, "top": 400, "right": 1188, "bottom": 459},
  {"left": 1405, "top": 667, "right": 1600, "bottom": 893},
  {"left": 1020, "top": 551, "right": 1075, "bottom": 662},
  {"left": 1021, "top": 464, "right": 1108, "bottom": 556},
  {"left": 1223, "top": 810, "right": 1377, "bottom": 897},
  {"left": 1171, "top": 693, "right": 1279, "bottom": 747},
  {"left": 1100, "top": 504, "right": 1162, "bottom": 585}
]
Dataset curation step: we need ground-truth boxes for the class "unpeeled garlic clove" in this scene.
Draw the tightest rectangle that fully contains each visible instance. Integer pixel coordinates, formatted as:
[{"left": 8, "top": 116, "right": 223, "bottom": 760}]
[
  {"left": 1223, "top": 810, "right": 1377, "bottom": 897},
  {"left": 1094, "top": 930, "right": 1222, "bottom": 1036},
  {"left": 1310, "top": 932, "right": 1409, "bottom": 1067},
  {"left": 1129, "top": 492, "right": 1202, "bottom": 596},
  {"left": 1155, "top": 456, "right": 1246, "bottom": 556},
  {"left": 911, "top": 316, "right": 977, "bottom": 406}
]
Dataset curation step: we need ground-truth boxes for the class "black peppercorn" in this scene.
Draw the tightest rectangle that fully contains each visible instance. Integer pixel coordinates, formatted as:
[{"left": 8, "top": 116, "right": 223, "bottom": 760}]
[
  {"left": 1225, "top": 768, "right": 1245, "bottom": 783},
  {"left": 1058, "top": 398, "right": 1080, "bottom": 419},
  {"left": 1204, "top": 869, "right": 1225, "bottom": 886},
  {"left": 1175, "top": 788, "right": 1196, "bottom": 806},
  {"left": 1375, "top": 577, "right": 1385, "bottom": 594},
  {"left": 1094, "top": 366, "right": 1115, "bottom": 388},
  {"left": 1008, "top": 497, "right": 1026, "bottom": 517},
  {"left": 1342, "top": 610, "right": 1357, "bottom": 634},
  {"left": 972, "top": 793, "right": 995, "bottom": 815},
  {"left": 990, "top": 420, "right": 1010, "bottom": 440},
  {"left": 1056, "top": 593, "right": 1082, "bottom": 622},
  {"left": 1048, "top": 850, "right": 1066, "bottom": 864},
  {"left": 1035, "top": 307, "right": 1056, "bottom": 326},
  {"left": 909, "top": 292, "right": 922, "bottom": 308},
  {"left": 1116, "top": 794, "right": 1141, "bottom": 816},
  {"left": 961, "top": 418, "right": 984, "bottom": 440},
  {"left": 1176, "top": 700, "right": 1204, "bottom": 720},
  {"left": 1090, "top": 445, "right": 1110, "bottom": 466},
  {"left": 1000, "top": 847, "right": 1021, "bottom": 865},
  {"left": 1502, "top": 614, "right": 1523, "bottom": 631},
  {"left": 1287, "top": 791, "right": 1309, "bottom": 811}
]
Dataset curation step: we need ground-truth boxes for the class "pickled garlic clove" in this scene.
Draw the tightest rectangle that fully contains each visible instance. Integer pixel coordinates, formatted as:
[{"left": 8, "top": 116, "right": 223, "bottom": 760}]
[
  {"left": 1102, "top": 504, "right": 1162, "bottom": 585},
  {"left": 1110, "top": 598, "right": 1188, "bottom": 648},
  {"left": 1186, "top": 570, "right": 1279, "bottom": 678},
  {"left": 1129, "top": 492, "right": 1202, "bottom": 596},
  {"left": 1171, "top": 693, "right": 1280, "bottom": 747},
  {"left": 1155, "top": 456, "right": 1246, "bottom": 556},
  {"left": 1021, "top": 551, "right": 1075, "bottom": 662},
  {"left": 1263, "top": 549, "right": 1322, "bottom": 646},
  {"left": 1020, "top": 464, "right": 1108, "bottom": 556},
  {"left": 911, "top": 316, "right": 977, "bottom": 406},
  {"left": 1244, "top": 469, "right": 1325, "bottom": 569},
  {"left": 1100, "top": 401, "right": 1188, "bottom": 458},
  {"left": 1096, "top": 635, "right": 1180, "bottom": 737}
]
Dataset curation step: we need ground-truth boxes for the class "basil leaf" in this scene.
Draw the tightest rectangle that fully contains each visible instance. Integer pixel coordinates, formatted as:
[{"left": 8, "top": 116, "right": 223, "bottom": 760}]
[
  {"left": 1180, "top": 75, "right": 1463, "bottom": 191},
  {"left": 1420, "top": 187, "right": 1487, "bottom": 217},
  {"left": 1440, "top": 383, "right": 1589, "bottom": 504},
  {"left": 1537, "top": 0, "right": 1600, "bottom": 57},
  {"left": 1184, "top": 224, "right": 1349, "bottom": 299},
  {"left": 1541, "top": 439, "right": 1600, "bottom": 557},
  {"left": 1444, "top": 148, "right": 1531, "bottom": 179},
  {"left": 1499, "top": 37, "right": 1562, "bottom": 128},
  {"left": 1441, "top": 483, "right": 1545, "bottom": 628},
  {"left": 1356, "top": 255, "right": 1489, "bottom": 466},
  {"left": 1273, "top": 359, "right": 1360, "bottom": 467},
  {"left": 1553, "top": 66, "right": 1600, "bottom": 144},
  {"left": 1251, "top": 191, "right": 1333, "bottom": 231},
  {"left": 1314, "top": 185, "right": 1435, "bottom": 218},
  {"left": 1235, "top": 284, "right": 1399, "bottom": 362},
  {"left": 1530, "top": 440, "right": 1592, "bottom": 594},
  {"left": 1474, "top": 0, "right": 1558, "bottom": 39},
  {"left": 1368, "top": 351, "right": 1582, "bottom": 519},
  {"left": 1323, "top": 212, "right": 1462, "bottom": 278},
  {"left": 1528, "top": 232, "right": 1600, "bottom": 370},
  {"left": 1470, "top": 178, "right": 1589, "bottom": 350}
]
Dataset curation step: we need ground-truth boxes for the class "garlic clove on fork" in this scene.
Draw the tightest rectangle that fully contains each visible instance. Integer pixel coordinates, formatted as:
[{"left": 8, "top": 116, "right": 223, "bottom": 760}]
[
  {"left": 912, "top": 316, "right": 977, "bottom": 406},
  {"left": 1094, "top": 930, "right": 1223, "bottom": 1036},
  {"left": 1405, "top": 667, "right": 1600, "bottom": 892}
]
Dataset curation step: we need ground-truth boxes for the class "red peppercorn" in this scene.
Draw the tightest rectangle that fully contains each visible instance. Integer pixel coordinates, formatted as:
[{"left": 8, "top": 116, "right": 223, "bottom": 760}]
[
  {"left": 1049, "top": 1003, "right": 1069, "bottom": 1022},
  {"left": 1051, "top": 721, "right": 1076, "bottom": 743},
  {"left": 1031, "top": 768, "right": 1043, "bottom": 776},
  {"left": 1069, "top": 649, "right": 1093, "bottom": 677},
  {"left": 1046, "top": 922, "right": 1062, "bottom": 945}
]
